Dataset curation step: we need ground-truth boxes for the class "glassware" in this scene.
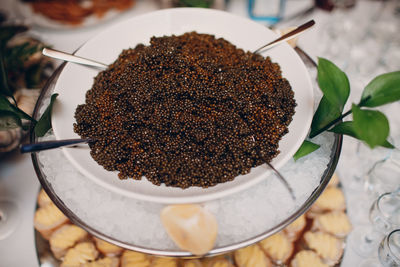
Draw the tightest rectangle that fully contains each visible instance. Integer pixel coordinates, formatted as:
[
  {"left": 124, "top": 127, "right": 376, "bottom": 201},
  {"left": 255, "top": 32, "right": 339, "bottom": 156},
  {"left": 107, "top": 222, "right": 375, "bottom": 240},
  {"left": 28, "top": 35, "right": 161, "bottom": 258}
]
[
  {"left": 349, "top": 192, "right": 400, "bottom": 257},
  {"left": 359, "top": 258, "right": 381, "bottom": 267},
  {"left": 247, "top": 0, "right": 286, "bottom": 24},
  {"left": 345, "top": 141, "right": 392, "bottom": 193},
  {"left": 0, "top": 199, "right": 20, "bottom": 240},
  {"left": 378, "top": 229, "right": 400, "bottom": 266},
  {"left": 364, "top": 149, "right": 400, "bottom": 198}
]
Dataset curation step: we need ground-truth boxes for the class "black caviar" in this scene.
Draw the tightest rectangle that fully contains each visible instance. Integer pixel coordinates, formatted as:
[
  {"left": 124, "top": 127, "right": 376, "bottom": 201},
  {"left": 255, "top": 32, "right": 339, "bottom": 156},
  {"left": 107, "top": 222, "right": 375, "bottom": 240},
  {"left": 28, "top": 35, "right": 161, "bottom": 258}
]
[{"left": 74, "top": 32, "right": 296, "bottom": 188}]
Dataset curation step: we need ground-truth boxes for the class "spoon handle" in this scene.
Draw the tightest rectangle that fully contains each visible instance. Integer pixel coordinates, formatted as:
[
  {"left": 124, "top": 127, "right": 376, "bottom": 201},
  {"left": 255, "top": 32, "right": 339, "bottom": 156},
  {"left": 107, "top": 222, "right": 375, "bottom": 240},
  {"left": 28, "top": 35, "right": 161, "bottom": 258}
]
[
  {"left": 254, "top": 19, "right": 315, "bottom": 54},
  {"left": 42, "top": 48, "right": 108, "bottom": 69},
  {"left": 20, "top": 138, "right": 91, "bottom": 153}
]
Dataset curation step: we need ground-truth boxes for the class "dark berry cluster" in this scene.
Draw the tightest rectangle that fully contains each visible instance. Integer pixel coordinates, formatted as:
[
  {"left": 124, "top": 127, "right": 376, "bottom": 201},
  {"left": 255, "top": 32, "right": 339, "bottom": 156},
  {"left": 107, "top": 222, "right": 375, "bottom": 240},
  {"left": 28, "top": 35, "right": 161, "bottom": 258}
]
[{"left": 74, "top": 32, "right": 296, "bottom": 188}]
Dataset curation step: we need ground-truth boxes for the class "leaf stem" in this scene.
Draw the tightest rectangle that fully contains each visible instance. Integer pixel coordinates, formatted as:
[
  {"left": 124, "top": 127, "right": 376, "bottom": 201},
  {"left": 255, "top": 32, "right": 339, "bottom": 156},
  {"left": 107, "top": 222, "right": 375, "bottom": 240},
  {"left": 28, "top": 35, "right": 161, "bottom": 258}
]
[
  {"left": 309, "top": 96, "right": 372, "bottom": 139},
  {"left": 309, "top": 109, "right": 352, "bottom": 138},
  {"left": 16, "top": 107, "right": 37, "bottom": 123}
]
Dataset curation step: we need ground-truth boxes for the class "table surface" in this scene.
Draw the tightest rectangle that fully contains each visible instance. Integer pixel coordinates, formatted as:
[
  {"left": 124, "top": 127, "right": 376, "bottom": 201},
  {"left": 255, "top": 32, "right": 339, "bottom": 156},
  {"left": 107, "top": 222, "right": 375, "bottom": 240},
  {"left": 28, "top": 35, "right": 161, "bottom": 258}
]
[{"left": 1, "top": 0, "right": 399, "bottom": 266}]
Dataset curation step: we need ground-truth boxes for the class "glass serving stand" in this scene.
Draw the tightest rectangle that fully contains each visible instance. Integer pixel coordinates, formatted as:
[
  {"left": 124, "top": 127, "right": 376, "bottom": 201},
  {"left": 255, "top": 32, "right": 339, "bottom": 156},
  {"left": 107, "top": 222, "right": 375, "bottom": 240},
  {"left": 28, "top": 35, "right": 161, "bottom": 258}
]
[{"left": 31, "top": 47, "right": 342, "bottom": 258}]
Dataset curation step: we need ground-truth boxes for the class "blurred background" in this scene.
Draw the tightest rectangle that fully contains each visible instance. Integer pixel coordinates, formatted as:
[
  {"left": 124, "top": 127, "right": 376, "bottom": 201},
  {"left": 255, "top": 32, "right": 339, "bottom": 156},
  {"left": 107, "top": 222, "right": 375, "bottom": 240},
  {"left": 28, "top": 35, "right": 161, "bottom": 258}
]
[{"left": 0, "top": 0, "right": 399, "bottom": 266}]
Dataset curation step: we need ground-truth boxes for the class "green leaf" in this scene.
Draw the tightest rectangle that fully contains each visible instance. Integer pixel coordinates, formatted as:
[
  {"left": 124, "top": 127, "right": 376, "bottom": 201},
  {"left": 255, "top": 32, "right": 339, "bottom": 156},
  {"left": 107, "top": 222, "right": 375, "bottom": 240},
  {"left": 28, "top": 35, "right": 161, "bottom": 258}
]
[
  {"left": 0, "top": 53, "right": 13, "bottom": 98},
  {"left": 0, "top": 110, "right": 22, "bottom": 130},
  {"left": 178, "top": 0, "right": 212, "bottom": 7},
  {"left": 359, "top": 71, "right": 400, "bottom": 107},
  {"left": 0, "top": 95, "right": 18, "bottom": 112},
  {"left": 381, "top": 139, "right": 395, "bottom": 149},
  {"left": 34, "top": 93, "right": 58, "bottom": 137},
  {"left": 352, "top": 104, "right": 390, "bottom": 148},
  {"left": 330, "top": 121, "right": 394, "bottom": 148},
  {"left": 0, "top": 94, "right": 35, "bottom": 121},
  {"left": 4, "top": 43, "right": 41, "bottom": 71},
  {"left": 293, "top": 140, "right": 321, "bottom": 161},
  {"left": 310, "top": 96, "right": 342, "bottom": 138},
  {"left": 0, "top": 25, "right": 28, "bottom": 49},
  {"left": 0, "top": 25, "right": 29, "bottom": 98},
  {"left": 25, "top": 63, "right": 43, "bottom": 88},
  {"left": 329, "top": 121, "right": 358, "bottom": 137},
  {"left": 317, "top": 57, "right": 350, "bottom": 110}
]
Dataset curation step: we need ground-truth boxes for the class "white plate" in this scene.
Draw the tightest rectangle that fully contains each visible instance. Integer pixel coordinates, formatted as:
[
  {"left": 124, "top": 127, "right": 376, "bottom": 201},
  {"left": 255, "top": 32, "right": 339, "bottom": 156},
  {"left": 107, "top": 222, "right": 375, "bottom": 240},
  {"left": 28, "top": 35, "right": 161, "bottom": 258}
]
[{"left": 52, "top": 8, "right": 314, "bottom": 204}]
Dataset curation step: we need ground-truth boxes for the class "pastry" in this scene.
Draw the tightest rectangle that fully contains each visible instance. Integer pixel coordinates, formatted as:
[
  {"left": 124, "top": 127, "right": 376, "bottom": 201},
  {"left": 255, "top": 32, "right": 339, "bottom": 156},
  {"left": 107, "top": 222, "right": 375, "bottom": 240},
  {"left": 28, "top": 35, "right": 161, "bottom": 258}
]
[
  {"left": 201, "top": 255, "right": 227, "bottom": 267},
  {"left": 49, "top": 224, "right": 88, "bottom": 259},
  {"left": 81, "top": 256, "right": 119, "bottom": 267},
  {"left": 93, "top": 236, "right": 123, "bottom": 256},
  {"left": 182, "top": 259, "right": 203, "bottom": 267},
  {"left": 161, "top": 204, "right": 218, "bottom": 255},
  {"left": 234, "top": 244, "right": 272, "bottom": 267},
  {"left": 303, "top": 231, "right": 343, "bottom": 265},
  {"left": 206, "top": 258, "right": 234, "bottom": 267},
  {"left": 284, "top": 214, "right": 306, "bottom": 242},
  {"left": 309, "top": 187, "right": 346, "bottom": 215},
  {"left": 61, "top": 242, "right": 99, "bottom": 267},
  {"left": 327, "top": 173, "right": 340, "bottom": 187},
  {"left": 120, "top": 250, "right": 151, "bottom": 267},
  {"left": 34, "top": 202, "right": 69, "bottom": 240},
  {"left": 313, "top": 211, "right": 352, "bottom": 237},
  {"left": 290, "top": 250, "right": 329, "bottom": 267},
  {"left": 150, "top": 257, "right": 179, "bottom": 267},
  {"left": 37, "top": 188, "right": 52, "bottom": 207},
  {"left": 258, "top": 232, "right": 293, "bottom": 264}
]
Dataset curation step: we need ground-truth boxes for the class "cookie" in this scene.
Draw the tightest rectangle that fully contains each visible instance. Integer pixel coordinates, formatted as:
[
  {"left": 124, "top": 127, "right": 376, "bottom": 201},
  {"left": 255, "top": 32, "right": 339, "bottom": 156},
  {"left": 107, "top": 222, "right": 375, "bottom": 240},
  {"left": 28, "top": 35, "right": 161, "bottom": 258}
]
[
  {"left": 37, "top": 189, "right": 52, "bottom": 208},
  {"left": 303, "top": 231, "right": 343, "bottom": 265},
  {"left": 234, "top": 244, "right": 272, "bottom": 267},
  {"left": 49, "top": 224, "right": 88, "bottom": 259},
  {"left": 309, "top": 187, "right": 346, "bottom": 215},
  {"left": 81, "top": 256, "right": 119, "bottom": 267},
  {"left": 93, "top": 237, "right": 123, "bottom": 256},
  {"left": 284, "top": 214, "right": 306, "bottom": 242},
  {"left": 151, "top": 257, "right": 179, "bottom": 267},
  {"left": 313, "top": 211, "right": 352, "bottom": 238},
  {"left": 120, "top": 250, "right": 151, "bottom": 267},
  {"left": 290, "top": 250, "right": 329, "bottom": 267},
  {"left": 259, "top": 232, "right": 293, "bottom": 264},
  {"left": 61, "top": 242, "right": 99, "bottom": 267},
  {"left": 34, "top": 202, "right": 69, "bottom": 240}
]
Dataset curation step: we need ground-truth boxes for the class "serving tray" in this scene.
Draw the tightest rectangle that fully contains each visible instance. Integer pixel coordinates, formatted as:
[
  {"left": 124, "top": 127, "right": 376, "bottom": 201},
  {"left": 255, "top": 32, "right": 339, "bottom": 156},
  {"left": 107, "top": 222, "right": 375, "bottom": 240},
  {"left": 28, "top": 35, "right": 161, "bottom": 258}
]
[{"left": 30, "top": 47, "right": 342, "bottom": 257}]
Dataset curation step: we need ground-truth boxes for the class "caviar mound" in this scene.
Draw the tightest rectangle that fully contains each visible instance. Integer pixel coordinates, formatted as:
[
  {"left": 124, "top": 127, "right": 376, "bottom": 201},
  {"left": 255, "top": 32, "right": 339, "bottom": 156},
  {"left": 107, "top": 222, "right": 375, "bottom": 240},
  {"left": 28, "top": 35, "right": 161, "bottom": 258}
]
[{"left": 73, "top": 32, "right": 296, "bottom": 189}]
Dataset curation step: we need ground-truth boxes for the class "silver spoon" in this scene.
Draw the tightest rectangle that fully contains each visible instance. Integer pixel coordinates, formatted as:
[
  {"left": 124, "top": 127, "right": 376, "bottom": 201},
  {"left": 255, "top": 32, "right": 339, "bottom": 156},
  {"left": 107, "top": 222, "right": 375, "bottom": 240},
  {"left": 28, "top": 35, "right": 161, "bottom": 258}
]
[
  {"left": 42, "top": 48, "right": 108, "bottom": 69},
  {"left": 20, "top": 138, "right": 92, "bottom": 153},
  {"left": 42, "top": 20, "right": 315, "bottom": 68},
  {"left": 253, "top": 19, "right": 315, "bottom": 53}
]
